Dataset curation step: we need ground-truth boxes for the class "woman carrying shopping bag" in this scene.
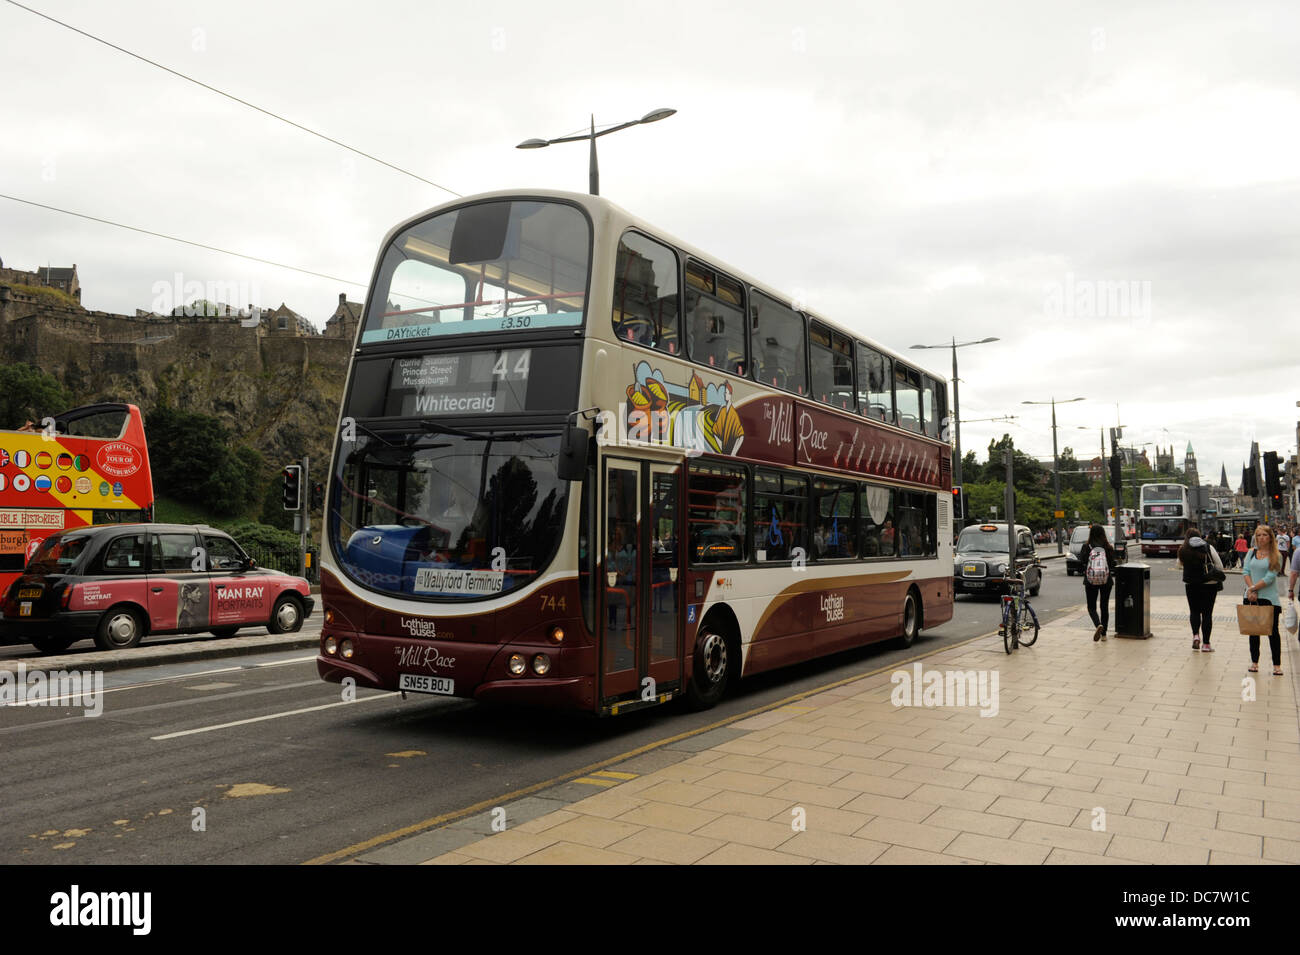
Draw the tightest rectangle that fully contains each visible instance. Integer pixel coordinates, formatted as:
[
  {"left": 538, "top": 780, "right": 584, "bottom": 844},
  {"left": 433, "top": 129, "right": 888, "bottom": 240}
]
[
  {"left": 1179, "top": 527, "right": 1225, "bottom": 651},
  {"left": 1242, "top": 525, "right": 1285, "bottom": 675}
]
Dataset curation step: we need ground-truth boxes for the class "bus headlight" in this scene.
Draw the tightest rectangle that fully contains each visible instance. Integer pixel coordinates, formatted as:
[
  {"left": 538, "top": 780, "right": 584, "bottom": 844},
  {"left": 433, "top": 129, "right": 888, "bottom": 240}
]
[
  {"left": 508, "top": 654, "right": 527, "bottom": 676},
  {"left": 549, "top": 626, "right": 565, "bottom": 644},
  {"left": 324, "top": 635, "right": 338, "bottom": 655},
  {"left": 532, "top": 654, "right": 551, "bottom": 676},
  {"left": 341, "top": 639, "right": 354, "bottom": 659}
]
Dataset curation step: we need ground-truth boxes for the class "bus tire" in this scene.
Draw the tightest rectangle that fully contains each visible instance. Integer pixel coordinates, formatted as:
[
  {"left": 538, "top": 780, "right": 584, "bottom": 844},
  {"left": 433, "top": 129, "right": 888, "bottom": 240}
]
[
  {"left": 95, "top": 605, "right": 146, "bottom": 651},
  {"left": 210, "top": 626, "right": 240, "bottom": 638},
  {"left": 31, "top": 633, "right": 76, "bottom": 655},
  {"left": 897, "top": 590, "right": 921, "bottom": 648},
  {"left": 268, "top": 595, "right": 304, "bottom": 634},
  {"left": 685, "top": 624, "right": 732, "bottom": 711}
]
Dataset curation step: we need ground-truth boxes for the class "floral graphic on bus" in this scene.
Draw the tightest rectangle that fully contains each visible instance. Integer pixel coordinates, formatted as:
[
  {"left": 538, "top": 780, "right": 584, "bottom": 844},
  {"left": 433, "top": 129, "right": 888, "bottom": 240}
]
[{"left": 625, "top": 360, "right": 744, "bottom": 455}]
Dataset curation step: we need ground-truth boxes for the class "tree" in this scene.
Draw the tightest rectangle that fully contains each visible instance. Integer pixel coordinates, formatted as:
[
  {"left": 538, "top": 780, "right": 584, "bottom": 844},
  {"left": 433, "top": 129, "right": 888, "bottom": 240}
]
[
  {"left": 1058, "top": 447, "right": 1090, "bottom": 492},
  {"left": 0, "top": 363, "right": 71, "bottom": 429},
  {"left": 146, "top": 406, "right": 264, "bottom": 516},
  {"left": 960, "top": 450, "right": 983, "bottom": 485}
]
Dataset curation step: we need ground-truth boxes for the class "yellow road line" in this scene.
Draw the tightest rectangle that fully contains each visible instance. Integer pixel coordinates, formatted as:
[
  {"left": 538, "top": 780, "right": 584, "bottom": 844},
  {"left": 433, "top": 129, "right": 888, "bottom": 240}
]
[
  {"left": 303, "top": 625, "right": 1003, "bottom": 866},
  {"left": 573, "top": 777, "right": 620, "bottom": 788}
]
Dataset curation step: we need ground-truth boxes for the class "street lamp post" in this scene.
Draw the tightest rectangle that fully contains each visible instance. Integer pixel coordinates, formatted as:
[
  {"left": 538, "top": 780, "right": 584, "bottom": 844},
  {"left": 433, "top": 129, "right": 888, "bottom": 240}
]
[
  {"left": 517, "top": 108, "right": 676, "bottom": 196},
  {"left": 1023, "top": 396, "right": 1086, "bottom": 554},
  {"left": 909, "top": 337, "right": 999, "bottom": 517}
]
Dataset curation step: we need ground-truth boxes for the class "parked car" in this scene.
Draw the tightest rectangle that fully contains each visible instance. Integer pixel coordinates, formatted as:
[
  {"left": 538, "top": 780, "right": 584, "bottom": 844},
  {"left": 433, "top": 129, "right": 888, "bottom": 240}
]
[
  {"left": 0, "top": 523, "right": 313, "bottom": 654},
  {"left": 953, "top": 522, "right": 1042, "bottom": 596},
  {"left": 1064, "top": 524, "right": 1129, "bottom": 576}
]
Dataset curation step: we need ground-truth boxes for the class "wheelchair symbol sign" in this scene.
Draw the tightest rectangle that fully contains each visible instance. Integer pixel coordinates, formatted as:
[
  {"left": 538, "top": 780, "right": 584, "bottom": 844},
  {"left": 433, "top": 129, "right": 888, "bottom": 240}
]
[{"left": 687, "top": 605, "right": 697, "bottom": 623}]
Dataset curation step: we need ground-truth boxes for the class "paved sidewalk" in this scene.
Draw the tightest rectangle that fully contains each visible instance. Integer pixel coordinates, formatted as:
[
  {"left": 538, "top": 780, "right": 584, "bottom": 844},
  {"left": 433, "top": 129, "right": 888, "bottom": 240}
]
[{"left": 370, "top": 594, "right": 1300, "bottom": 866}]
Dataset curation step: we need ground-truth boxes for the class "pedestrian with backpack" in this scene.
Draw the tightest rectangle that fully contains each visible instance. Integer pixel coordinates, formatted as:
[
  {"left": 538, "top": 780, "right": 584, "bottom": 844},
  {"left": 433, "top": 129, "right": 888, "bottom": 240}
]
[
  {"left": 1081, "top": 524, "right": 1117, "bottom": 641},
  {"left": 1179, "top": 527, "right": 1225, "bottom": 652},
  {"left": 1242, "top": 525, "right": 1285, "bottom": 675}
]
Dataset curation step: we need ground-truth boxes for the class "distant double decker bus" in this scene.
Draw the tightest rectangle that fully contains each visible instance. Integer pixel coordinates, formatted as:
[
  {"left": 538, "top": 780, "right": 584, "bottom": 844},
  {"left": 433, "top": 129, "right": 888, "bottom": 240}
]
[
  {"left": 1138, "top": 483, "right": 1189, "bottom": 556},
  {"left": 317, "top": 190, "right": 954, "bottom": 715},
  {"left": 0, "top": 403, "right": 154, "bottom": 594}
]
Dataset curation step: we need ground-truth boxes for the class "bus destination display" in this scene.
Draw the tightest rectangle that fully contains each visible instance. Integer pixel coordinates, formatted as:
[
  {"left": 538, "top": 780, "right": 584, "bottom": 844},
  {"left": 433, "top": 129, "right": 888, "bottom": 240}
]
[{"left": 386, "top": 349, "right": 533, "bottom": 416}]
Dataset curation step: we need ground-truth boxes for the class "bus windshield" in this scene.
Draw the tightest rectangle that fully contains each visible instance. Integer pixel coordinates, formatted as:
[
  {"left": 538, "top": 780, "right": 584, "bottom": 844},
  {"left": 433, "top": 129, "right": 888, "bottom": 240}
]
[
  {"left": 1143, "top": 486, "right": 1184, "bottom": 503},
  {"left": 361, "top": 199, "right": 591, "bottom": 345},
  {"left": 332, "top": 432, "right": 569, "bottom": 600}
]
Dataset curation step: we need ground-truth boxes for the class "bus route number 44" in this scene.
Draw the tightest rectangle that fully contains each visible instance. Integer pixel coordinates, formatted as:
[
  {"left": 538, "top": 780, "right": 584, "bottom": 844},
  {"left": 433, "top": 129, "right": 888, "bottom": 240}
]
[{"left": 493, "top": 352, "right": 531, "bottom": 379}]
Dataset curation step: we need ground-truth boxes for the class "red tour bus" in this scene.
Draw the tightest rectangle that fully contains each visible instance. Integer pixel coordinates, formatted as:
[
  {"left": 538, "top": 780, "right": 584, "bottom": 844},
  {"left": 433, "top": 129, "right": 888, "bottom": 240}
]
[
  {"left": 317, "top": 191, "right": 954, "bottom": 715},
  {"left": 0, "top": 403, "right": 154, "bottom": 595}
]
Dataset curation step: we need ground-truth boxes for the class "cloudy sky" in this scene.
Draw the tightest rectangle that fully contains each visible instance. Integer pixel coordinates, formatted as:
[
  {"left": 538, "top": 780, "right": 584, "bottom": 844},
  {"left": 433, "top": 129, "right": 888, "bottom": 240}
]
[{"left": 2, "top": 0, "right": 1297, "bottom": 487}]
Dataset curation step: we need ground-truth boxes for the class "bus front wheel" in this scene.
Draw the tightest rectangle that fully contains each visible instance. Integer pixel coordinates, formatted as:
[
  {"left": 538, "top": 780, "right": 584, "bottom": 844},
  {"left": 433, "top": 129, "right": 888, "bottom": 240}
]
[{"left": 686, "top": 626, "right": 731, "bottom": 711}]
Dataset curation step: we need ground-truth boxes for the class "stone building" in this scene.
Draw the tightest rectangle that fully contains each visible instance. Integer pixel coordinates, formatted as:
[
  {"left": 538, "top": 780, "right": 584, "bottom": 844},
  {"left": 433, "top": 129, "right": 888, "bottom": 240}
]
[
  {"left": 0, "top": 258, "right": 81, "bottom": 301},
  {"left": 324, "top": 292, "right": 363, "bottom": 341}
]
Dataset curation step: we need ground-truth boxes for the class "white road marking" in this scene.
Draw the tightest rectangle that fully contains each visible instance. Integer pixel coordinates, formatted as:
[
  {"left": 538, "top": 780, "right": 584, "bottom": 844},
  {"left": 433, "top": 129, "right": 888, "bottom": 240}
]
[{"left": 150, "top": 694, "right": 393, "bottom": 740}]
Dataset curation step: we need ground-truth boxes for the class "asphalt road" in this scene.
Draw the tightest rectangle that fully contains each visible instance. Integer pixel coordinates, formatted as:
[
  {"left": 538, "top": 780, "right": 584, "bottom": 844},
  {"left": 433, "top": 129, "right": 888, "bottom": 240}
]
[{"left": 2, "top": 555, "right": 1199, "bottom": 864}]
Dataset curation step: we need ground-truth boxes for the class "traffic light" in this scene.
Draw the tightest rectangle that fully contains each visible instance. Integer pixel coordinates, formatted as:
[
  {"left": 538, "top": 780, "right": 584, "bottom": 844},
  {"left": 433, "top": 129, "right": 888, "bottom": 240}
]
[
  {"left": 282, "top": 464, "right": 302, "bottom": 511},
  {"left": 310, "top": 480, "right": 325, "bottom": 510},
  {"left": 1108, "top": 453, "right": 1123, "bottom": 493},
  {"left": 1264, "top": 452, "right": 1281, "bottom": 496},
  {"left": 952, "top": 485, "right": 965, "bottom": 520}
]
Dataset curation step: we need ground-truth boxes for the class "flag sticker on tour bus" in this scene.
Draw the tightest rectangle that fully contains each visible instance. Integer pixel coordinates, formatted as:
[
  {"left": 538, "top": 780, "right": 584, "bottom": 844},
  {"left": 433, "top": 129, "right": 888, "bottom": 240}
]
[
  {"left": 13, "top": 475, "right": 30, "bottom": 492},
  {"left": 34, "top": 476, "right": 52, "bottom": 492},
  {"left": 56, "top": 453, "right": 73, "bottom": 469},
  {"left": 0, "top": 449, "right": 8, "bottom": 466},
  {"left": 14, "top": 450, "right": 30, "bottom": 468},
  {"left": 56, "top": 476, "right": 72, "bottom": 493},
  {"left": 75, "top": 477, "right": 91, "bottom": 494},
  {"left": 35, "top": 451, "right": 52, "bottom": 469},
  {"left": 0, "top": 474, "right": 5, "bottom": 491}
]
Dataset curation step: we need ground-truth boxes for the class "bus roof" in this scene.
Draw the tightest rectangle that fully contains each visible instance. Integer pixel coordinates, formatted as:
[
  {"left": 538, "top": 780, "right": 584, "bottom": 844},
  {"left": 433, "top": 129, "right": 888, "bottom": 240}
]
[{"left": 371, "top": 189, "right": 946, "bottom": 386}]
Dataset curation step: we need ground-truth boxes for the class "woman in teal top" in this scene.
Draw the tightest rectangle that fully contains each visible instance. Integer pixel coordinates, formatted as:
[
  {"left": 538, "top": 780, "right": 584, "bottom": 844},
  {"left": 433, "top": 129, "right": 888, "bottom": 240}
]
[{"left": 1243, "top": 525, "right": 1284, "bottom": 674}]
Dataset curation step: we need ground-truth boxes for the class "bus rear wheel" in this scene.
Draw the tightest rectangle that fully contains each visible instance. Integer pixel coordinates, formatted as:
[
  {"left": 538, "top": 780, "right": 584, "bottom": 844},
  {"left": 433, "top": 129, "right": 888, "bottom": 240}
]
[
  {"left": 897, "top": 592, "right": 920, "bottom": 648},
  {"left": 686, "top": 625, "right": 731, "bottom": 711}
]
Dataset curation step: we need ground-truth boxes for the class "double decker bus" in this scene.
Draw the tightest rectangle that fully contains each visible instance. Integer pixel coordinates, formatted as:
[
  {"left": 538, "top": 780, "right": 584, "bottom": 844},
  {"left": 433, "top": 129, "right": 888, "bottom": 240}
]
[
  {"left": 1138, "top": 483, "right": 1189, "bottom": 556},
  {"left": 317, "top": 190, "right": 954, "bottom": 715},
  {"left": 0, "top": 403, "right": 154, "bottom": 595}
]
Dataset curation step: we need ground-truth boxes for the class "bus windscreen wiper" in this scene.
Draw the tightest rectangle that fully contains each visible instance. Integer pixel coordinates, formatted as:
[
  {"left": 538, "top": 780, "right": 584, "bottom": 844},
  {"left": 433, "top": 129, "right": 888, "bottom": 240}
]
[{"left": 419, "top": 421, "right": 561, "bottom": 442}]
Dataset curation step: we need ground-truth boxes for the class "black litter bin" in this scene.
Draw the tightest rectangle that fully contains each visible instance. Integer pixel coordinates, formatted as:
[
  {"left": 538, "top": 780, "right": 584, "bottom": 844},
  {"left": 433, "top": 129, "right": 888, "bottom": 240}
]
[{"left": 1114, "top": 563, "right": 1152, "bottom": 638}]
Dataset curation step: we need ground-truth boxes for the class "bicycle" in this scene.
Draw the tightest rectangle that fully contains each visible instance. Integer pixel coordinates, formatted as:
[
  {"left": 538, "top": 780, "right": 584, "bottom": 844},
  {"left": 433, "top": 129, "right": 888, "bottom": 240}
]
[{"left": 999, "top": 560, "right": 1041, "bottom": 654}]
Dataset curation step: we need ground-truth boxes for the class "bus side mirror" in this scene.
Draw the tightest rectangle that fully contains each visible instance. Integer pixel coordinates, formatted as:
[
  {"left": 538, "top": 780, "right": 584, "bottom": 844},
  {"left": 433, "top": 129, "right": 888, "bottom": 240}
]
[{"left": 558, "top": 424, "right": 589, "bottom": 482}]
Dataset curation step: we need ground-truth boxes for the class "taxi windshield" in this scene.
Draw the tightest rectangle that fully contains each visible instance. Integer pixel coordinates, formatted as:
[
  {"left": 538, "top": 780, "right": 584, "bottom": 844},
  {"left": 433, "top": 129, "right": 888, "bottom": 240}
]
[{"left": 956, "top": 529, "right": 1008, "bottom": 554}]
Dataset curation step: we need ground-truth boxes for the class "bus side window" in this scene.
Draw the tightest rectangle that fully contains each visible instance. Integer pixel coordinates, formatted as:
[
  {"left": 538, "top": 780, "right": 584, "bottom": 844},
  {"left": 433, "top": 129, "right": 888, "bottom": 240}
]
[
  {"left": 685, "top": 262, "right": 746, "bottom": 377},
  {"left": 612, "top": 232, "right": 680, "bottom": 355}
]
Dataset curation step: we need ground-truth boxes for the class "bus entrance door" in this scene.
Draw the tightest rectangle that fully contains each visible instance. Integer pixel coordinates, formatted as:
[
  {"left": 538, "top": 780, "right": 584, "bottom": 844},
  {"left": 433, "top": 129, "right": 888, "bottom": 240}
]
[{"left": 600, "top": 459, "right": 682, "bottom": 707}]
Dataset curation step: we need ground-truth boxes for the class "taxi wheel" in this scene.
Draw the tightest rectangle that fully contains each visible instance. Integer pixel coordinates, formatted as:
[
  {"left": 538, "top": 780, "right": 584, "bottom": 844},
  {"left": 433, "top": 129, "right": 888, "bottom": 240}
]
[
  {"left": 268, "top": 595, "right": 303, "bottom": 634},
  {"left": 31, "top": 634, "right": 75, "bottom": 655},
  {"left": 95, "top": 606, "right": 145, "bottom": 651}
]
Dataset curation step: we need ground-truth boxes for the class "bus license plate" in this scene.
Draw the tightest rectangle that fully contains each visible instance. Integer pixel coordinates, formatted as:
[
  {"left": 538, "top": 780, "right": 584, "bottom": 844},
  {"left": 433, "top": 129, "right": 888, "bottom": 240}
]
[
  {"left": 399, "top": 673, "right": 455, "bottom": 696},
  {"left": 18, "top": 588, "right": 42, "bottom": 599},
  {"left": 19, "top": 602, "right": 32, "bottom": 616}
]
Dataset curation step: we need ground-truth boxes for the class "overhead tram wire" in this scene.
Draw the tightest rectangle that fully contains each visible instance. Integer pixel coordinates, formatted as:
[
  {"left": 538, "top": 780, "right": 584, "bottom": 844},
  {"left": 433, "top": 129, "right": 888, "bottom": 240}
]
[
  {"left": 3, "top": 0, "right": 460, "bottom": 198},
  {"left": 0, "top": 193, "right": 367, "bottom": 289}
]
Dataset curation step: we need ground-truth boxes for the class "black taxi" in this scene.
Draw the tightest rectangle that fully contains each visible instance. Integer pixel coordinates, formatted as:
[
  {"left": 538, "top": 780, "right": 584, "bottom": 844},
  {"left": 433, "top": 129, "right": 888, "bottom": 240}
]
[
  {"left": 953, "top": 522, "right": 1042, "bottom": 597},
  {"left": 0, "top": 523, "right": 313, "bottom": 654}
]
